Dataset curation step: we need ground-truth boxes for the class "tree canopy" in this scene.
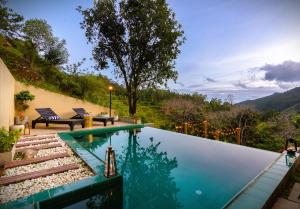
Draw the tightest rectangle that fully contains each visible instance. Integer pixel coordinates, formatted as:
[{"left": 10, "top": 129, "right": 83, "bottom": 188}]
[
  {"left": 0, "top": 0, "right": 24, "bottom": 38},
  {"left": 23, "top": 19, "right": 53, "bottom": 52},
  {"left": 23, "top": 18, "right": 69, "bottom": 66},
  {"left": 78, "top": 0, "right": 185, "bottom": 115}
]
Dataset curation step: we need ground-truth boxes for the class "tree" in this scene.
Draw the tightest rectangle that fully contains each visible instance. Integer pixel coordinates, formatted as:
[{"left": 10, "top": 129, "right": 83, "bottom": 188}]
[
  {"left": 78, "top": 0, "right": 185, "bottom": 116},
  {"left": 23, "top": 19, "right": 69, "bottom": 66},
  {"left": 44, "top": 37, "right": 69, "bottom": 65},
  {"left": 23, "top": 19, "right": 53, "bottom": 52},
  {"left": 0, "top": 0, "right": 24, "bottom": 38}
]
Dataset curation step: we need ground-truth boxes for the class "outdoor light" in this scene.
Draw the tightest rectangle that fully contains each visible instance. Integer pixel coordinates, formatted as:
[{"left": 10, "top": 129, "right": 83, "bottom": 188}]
[
  {"left": 285, "top": 138, "right": 298, "bottom": 155},
  {"left": 104, "top": 137, "right": 117, "bottom": 178},
  {"left": 108, "top": 86, "right": 113, "bottom": 117}
]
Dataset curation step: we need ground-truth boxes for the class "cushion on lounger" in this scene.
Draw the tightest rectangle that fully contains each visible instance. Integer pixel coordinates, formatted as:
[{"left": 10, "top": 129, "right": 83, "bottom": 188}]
[{"left": 48, "top": 116, "right": 60, "bottom": 120}]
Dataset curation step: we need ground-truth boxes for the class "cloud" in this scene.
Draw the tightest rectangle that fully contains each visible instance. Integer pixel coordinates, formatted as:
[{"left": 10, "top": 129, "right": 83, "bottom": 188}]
[
  {"left": 187, "top": 84, "right": 203, "bottom": 88},
  {"left": 206, "top": 77, "right": 216, "bottom": 82},
  {"left": 260, "top": 61, "right": 300, "bottom": 82},
  {"left": 234, "top": 81, "right": 248, "bottom": 89},
  {"left": 176, "top": 82, "right": 185, "bottom": 87}
]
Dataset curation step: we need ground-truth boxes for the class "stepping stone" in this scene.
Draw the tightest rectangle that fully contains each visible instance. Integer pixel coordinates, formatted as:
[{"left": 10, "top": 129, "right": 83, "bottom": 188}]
[
  {"left": 18, "top": 135, "right": 56, "bottom": 142},
  {"left": 272, "top": 198, "right": 300, "bottom": 209},
  {"left": 0, "top": 163, "right": 79, "bottom": 186},
  {"left": 5, "top": 152, "right": 70, "bottom": 169},
  {"left": 289, "top": 183, "right": 300, "bottom": 203},
  {"left": 16, "top": 143, "right": 62, "bottom": 152},
  {"left": 16, "top": 139, "right": 58, "bottom": 148}
]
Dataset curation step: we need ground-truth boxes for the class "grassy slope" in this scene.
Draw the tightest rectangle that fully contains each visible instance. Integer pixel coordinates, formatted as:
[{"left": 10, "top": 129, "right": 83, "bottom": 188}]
[{"left": 0, "top": 35, "right": 168, "bottom": 127}]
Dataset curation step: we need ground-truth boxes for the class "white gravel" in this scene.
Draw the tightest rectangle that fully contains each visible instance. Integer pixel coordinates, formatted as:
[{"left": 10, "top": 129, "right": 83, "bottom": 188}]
[{"left": 0, "top": 134, "right": 95, "bottom": 204}]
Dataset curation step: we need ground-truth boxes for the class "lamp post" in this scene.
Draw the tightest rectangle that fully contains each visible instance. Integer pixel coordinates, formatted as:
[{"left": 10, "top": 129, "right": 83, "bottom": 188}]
[{"left": 108, "top": 86, "right": 113, "bottom": 117}]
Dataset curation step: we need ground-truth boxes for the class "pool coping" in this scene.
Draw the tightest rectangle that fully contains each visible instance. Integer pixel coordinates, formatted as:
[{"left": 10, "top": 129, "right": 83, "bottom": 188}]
[
  {"left": 0, "top": 124, "right": 144, "bottom": 209},
  {"left": 222, "top": 151, "right": 299, "bottom": 209},
  {"left": 2, "top": 124, "right": 295, "bottom": 209}
]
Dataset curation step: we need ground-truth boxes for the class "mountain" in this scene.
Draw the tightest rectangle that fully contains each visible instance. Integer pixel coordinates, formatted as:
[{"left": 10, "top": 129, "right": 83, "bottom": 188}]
[{"left": 238, "top": 87, "right": 300, "bottom": 112}]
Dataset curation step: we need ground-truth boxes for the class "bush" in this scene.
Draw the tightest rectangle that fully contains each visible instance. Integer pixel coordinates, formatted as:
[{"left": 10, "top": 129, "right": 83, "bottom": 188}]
[{"left": 0, "top": 128, "right": 20, "bottom": 152}]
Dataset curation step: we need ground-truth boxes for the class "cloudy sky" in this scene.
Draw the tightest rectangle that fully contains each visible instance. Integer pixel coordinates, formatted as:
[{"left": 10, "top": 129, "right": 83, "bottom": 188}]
[{"left": 7, "top": 0, "right": 300, "bottom": 102}]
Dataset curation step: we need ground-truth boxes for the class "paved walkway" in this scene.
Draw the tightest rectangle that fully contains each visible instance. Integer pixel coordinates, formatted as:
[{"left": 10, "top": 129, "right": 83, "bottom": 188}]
[{"left": 272, "top": 183, "right": 300, "bottom": 209}]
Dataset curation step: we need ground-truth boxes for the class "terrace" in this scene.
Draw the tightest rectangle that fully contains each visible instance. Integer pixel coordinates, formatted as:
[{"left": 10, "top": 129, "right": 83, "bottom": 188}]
[{"left": 0, "top": 57, "right": 300, "bottom": 208}]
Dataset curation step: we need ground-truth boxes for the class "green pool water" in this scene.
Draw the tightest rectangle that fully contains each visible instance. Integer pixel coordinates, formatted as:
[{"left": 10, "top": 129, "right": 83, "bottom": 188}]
[{"left": 72, "top": 127, "right": 279, "bottom": 209}]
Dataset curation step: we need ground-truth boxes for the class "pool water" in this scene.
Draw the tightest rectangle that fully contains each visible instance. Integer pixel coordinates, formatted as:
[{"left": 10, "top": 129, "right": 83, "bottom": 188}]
[{"left": 72, "top": 127, "right": 279, "bottom": 209}]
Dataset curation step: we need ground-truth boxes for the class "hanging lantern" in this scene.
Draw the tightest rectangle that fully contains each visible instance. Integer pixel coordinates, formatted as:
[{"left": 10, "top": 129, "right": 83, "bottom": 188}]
[
  {"left": 285, "top": 138, "right": 298, "bottom": 156},
  {"left": 104, "top": 146, "right": 117, "bottom": 178}
]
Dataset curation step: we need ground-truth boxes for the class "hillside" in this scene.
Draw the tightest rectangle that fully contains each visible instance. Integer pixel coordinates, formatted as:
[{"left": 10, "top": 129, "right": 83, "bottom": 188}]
[
  {"left": 0, "top": 35, "right": 183, "bottom": 127},
  {"left": 239, "top": 87, "right": 300, "bottom": 112}
]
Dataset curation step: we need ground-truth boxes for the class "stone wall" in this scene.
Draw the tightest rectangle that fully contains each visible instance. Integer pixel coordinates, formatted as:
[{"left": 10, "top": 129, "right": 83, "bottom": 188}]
[
  {"left": 0, "top": 58, "right": 114, "bottom": 129},
  {"left": 0, "top": 59, "right": 15, "bottom": 130},
  {"left": 15, "top": 82, "right": 113, "bottom": 124}
]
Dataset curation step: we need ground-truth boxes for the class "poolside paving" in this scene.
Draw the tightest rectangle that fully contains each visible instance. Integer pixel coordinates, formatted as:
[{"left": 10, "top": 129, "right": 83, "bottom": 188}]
[
  {"left": 289, "top": 183, "right": 300, "bottom": 203},
  {"left": 272, "top": 198, "right": 300, "bottom": 209}
]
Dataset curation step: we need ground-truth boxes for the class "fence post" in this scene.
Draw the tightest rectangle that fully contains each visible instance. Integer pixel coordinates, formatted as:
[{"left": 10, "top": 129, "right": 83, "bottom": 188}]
[
  {"left": 236, "top": 128, "right": 241, "bottom": 145},
  {"left": 215, "top": 130, "right": 220, "bottom": 140},
  {"left": 203, "top": 120, "right": 208, "bottom": 138},
  {"left": 184, "top": 122, "right": 188, "bottom": 134}
]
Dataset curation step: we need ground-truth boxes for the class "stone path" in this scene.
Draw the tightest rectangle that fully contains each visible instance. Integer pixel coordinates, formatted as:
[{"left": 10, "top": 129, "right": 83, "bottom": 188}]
[
  {"left": 4, "top": 152, "right": 70, "bottom": 169},
  {"left": 0, "top": 134, "right": 94, "bottom": 204},
  {"left": 0, "top": 163, "right": 79, "bottom": 186},
  {"left": 272, "top": 183, "right": 300, "bottom": 209}
]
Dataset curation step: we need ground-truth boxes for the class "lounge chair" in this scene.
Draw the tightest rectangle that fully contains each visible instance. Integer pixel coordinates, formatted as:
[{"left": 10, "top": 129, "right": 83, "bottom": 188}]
[
  {"left": 32, "top": 108, "right": 85, "bottom": 131},
  {"left": 71, "top": 108, "right": 114, "bottom": 127}
]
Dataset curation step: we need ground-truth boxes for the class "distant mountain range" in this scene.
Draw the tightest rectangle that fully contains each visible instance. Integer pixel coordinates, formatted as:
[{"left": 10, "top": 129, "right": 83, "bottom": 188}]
[{"left": 238, "top": 87, "right": 300, "bottom": 113}]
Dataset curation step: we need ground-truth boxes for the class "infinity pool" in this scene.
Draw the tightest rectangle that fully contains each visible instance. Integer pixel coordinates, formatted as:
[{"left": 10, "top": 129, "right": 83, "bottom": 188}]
[{"left": 70, "top": 127, "right": 279, "bottom": 209}]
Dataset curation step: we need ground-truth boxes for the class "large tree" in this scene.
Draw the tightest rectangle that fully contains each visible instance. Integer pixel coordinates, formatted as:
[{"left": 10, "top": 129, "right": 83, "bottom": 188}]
[
  {"left": 23, "top": 19, "right": 69, "bottom": 66},
  {"left": 23, "top": 19, "right": 53, "bottom": 52},
  {"left": 78, "top": 0, "right": 185, "bottom": 115}
]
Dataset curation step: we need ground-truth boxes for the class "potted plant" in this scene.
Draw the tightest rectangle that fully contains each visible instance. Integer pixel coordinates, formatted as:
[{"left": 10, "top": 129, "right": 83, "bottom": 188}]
[
  {"left": 15, "top": 90, "right": 35, "bottom": 125},
  {"left": 0, "top": 127, "right": 20, "bottom": 163}
]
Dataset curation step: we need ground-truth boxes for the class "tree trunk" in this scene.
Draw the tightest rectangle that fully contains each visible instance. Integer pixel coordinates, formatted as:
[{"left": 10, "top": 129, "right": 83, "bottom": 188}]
[{"left": 128, "top": 89, "right": 137, "bottom": 116}]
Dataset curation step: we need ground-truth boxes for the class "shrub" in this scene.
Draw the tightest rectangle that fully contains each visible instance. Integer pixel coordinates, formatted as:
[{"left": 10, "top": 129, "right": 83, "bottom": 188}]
[{"left": 0, "top": 128, "right": 20, "bottom": 152}]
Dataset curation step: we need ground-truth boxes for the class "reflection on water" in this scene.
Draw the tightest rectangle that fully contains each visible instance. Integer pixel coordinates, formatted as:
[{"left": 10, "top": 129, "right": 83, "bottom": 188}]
[
  {"left": 119, "top": 130, "right": 180, "bottom": 209},
  {"left": 73, "top": 129, "right": 180, "bottom": 209},
  {"left": 39, "top": 181, "right": 123, "bottom": 209},
  {"left": 70, "top": 127, "right": 280, "bottom": 209}
]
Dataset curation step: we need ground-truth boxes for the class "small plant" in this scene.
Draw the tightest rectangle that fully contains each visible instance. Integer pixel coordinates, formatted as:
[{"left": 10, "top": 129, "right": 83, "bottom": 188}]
[
  {"left": 15, "top": 90, "right": 35, "bottom": 112},
  {"left": 0, "top": 128, "right": 20, "bottom": 152}
]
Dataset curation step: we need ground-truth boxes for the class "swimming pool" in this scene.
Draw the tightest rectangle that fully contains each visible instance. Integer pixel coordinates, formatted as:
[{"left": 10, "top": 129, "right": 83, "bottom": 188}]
[{"left": 68, "top": 126, "right": 280, "bottom": 209}]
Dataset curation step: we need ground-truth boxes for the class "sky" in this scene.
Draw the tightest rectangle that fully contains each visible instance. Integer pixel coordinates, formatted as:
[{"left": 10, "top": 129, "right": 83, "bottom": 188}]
[{"left": 7, "top": 0, "right": 300, "bottom": 102}]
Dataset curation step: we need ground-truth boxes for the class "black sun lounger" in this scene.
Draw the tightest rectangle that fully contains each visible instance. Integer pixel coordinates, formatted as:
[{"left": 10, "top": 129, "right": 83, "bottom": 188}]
[
  {"left": 32, "top": 108, "right": 85, "bottom": 131},
  {"left": 71, "top": 108, "right": 114, "bottom": 127}
]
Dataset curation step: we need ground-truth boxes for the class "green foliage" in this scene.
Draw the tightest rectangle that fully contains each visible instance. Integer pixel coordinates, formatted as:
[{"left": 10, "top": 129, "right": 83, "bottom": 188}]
[
  {"left": 23, "top": 19, "right": 53, "bottom": 52},
  {"left": 293, "top": 114, "right": 300, "bottom": 129},
  {"left": 44, "top": 37, "right": 69, "bottom": 65},
  {"left": 0, "top": 0, "right": 24, "bottom": 38},
  {"left": 23, "top": 19, "right": 69, "bottom": 66},
  {"left": 78, "top": 0, "right": 185, "bottom": 115},
  {"left": 0, "top": 127, "right": 20, "bottom": 152}
]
